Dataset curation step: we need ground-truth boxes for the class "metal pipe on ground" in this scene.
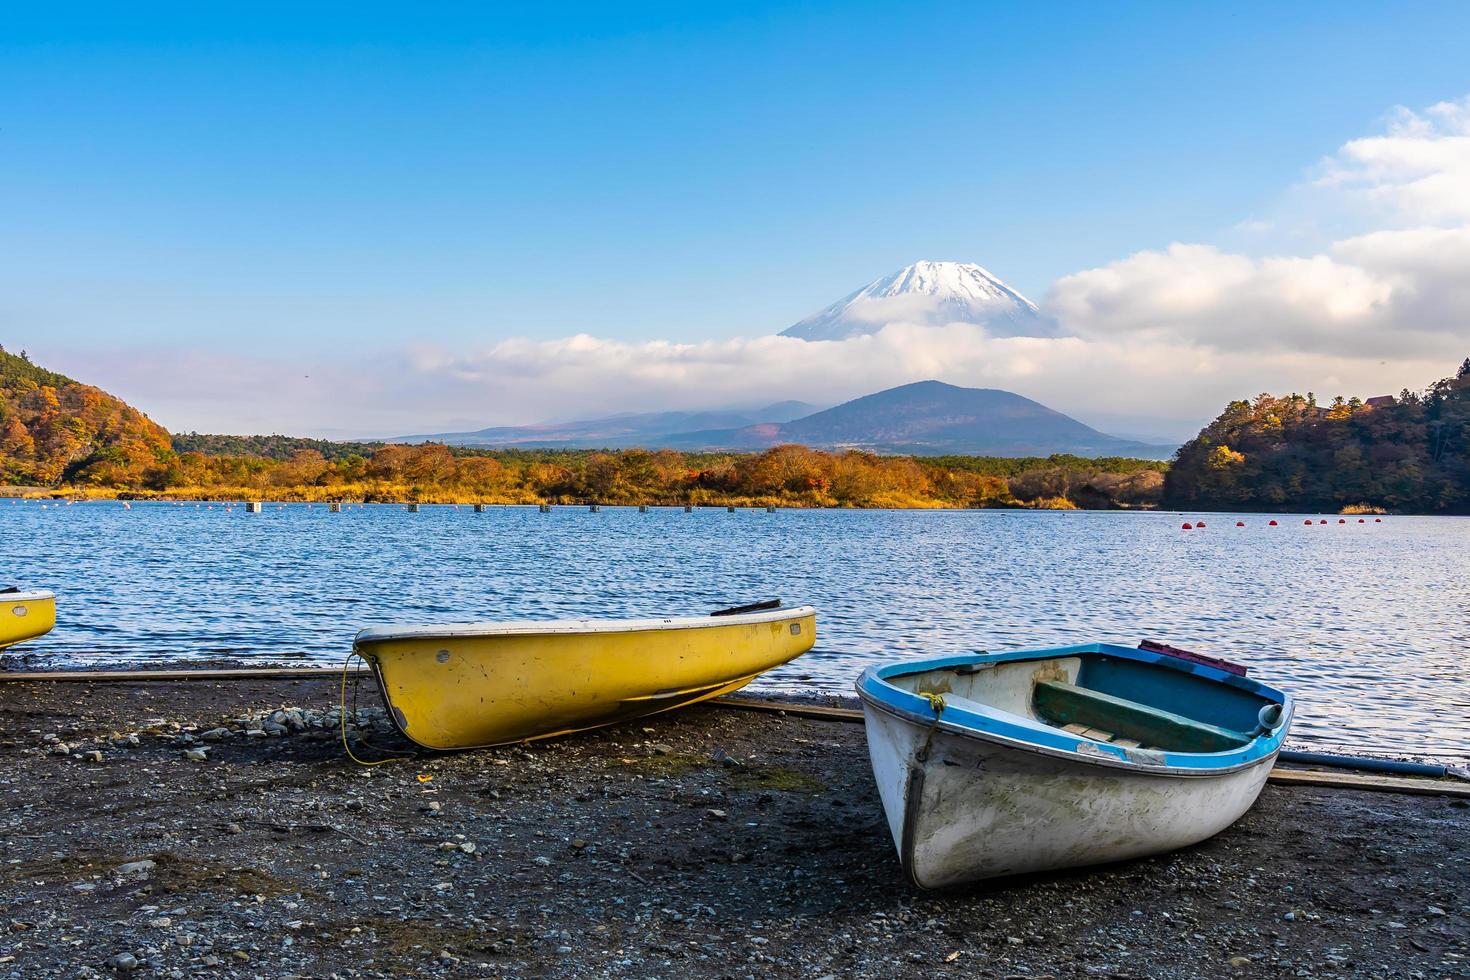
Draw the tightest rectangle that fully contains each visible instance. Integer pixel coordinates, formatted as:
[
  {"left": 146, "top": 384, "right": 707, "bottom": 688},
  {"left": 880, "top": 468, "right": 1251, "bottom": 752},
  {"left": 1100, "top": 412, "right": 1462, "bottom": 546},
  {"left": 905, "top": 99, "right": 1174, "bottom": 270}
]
[{"left": 1278, "top": 749, "right": 1469, "bottom": 781}]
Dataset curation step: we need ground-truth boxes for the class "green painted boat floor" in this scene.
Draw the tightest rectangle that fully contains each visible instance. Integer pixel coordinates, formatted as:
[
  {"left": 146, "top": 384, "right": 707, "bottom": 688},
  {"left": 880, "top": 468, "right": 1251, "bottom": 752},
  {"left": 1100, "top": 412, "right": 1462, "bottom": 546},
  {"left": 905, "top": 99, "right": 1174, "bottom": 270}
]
[{"left": 1034, "top": 679, "right": 1251, "bottom": 753}]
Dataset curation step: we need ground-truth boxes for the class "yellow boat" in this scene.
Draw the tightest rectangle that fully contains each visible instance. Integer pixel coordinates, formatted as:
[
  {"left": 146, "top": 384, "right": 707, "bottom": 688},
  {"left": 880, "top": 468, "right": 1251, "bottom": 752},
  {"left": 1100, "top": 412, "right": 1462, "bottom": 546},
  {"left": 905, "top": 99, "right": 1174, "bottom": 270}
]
[
  {"left": 0, "top": 589, "right": 56, "bottom": 651},
  {"left": 354, "top": 601, "right": 816, "bottom": 749}
]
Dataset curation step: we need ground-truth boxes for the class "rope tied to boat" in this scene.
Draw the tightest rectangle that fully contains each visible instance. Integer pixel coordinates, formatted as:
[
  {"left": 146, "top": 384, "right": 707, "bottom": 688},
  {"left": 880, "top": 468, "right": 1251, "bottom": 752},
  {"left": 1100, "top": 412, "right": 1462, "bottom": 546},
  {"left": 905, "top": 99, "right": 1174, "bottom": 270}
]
[
  {"left": 915, "top": 691, "right": 946, "bottom": 764},
  {"left": 339, "top": 649, "right": 414, "bottom": 767}
]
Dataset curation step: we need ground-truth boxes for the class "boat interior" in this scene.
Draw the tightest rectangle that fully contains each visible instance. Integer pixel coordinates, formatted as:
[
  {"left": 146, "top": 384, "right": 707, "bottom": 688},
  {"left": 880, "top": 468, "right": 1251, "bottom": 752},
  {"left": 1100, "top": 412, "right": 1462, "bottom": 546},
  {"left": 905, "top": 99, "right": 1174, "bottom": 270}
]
[{"left": 892, "top": 651, "right": 1280, "bottom": 754}]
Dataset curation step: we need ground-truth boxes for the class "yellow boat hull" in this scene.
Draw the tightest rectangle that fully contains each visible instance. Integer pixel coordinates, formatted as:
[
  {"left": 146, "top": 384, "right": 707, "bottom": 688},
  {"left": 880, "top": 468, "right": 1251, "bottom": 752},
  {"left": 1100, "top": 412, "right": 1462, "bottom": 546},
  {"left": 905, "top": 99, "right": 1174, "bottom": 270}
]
[
  {"left": 355, "top": 606, "right": 816, "bottom": 749},
  {"left": 0, "top": 591, "right": 55, "bottom": 651}
]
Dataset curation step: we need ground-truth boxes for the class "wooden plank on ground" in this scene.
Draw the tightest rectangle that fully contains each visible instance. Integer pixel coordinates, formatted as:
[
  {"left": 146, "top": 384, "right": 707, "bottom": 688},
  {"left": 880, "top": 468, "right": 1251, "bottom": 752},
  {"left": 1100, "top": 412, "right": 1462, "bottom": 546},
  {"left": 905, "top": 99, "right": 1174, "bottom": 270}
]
[
  {"left": 0, "top": 667, "right": 365, "bottom": 682},
  {"left": 1267, "top": 767, "right": 1470, "bottom": 798},
  {"left": 715, "top": 695, "right": 863, "bottom": 721}
]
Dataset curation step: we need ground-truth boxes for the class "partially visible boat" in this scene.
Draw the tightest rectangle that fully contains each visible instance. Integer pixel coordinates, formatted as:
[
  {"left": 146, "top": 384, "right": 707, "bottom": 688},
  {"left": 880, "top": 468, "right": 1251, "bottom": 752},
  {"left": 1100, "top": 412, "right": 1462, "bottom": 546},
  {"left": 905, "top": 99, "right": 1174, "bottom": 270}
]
[
  {"left": 355, "top": 600, "right": 816, "bottom": 750},
  {"left": 856, "top": 641, "right": 1291, "bottom": 889},
  {"left": 0, "top": 589, "right": 55, "bottom": 651}
]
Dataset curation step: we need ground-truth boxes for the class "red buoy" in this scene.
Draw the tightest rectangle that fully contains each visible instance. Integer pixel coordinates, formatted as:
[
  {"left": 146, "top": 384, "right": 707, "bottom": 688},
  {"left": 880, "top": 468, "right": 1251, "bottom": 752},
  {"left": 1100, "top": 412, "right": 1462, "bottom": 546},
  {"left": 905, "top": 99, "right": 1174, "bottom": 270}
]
[
  {"left": 1304, "top": 519, "right": 1313, "bottom": 525},
  {"left": 1236, "top": 521, "right": 1245, "bottom": 527},
  {"left": 1319, "top": 519, "right": 1328, "bottom": 524},
  {"left": 1181, "top": 522, "right": 1192, "bottom": 530},
  {"left": 1196, "top": 520, "right": 1207, "bottom": 528},
  {"left": 1338, "top": 518, "right": 1346, "bottom": 524},
  {"left": 1358, "top": 518, "right": 1365, "bottom": 523},
  {"left": 1268, "top": 519, "right": 1278, "bottom": 526},
  {"left": 1375, "top": 518, "right": 1382, "bottom": 522}
]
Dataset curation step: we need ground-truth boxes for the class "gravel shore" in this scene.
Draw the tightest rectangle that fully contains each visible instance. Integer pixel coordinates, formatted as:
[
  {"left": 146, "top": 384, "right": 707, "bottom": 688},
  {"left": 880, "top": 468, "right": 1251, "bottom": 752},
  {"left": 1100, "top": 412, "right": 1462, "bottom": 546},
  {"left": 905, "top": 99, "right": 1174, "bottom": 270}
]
[{"left": 1, "top": 676, "right": 1466, "bottom": 978}]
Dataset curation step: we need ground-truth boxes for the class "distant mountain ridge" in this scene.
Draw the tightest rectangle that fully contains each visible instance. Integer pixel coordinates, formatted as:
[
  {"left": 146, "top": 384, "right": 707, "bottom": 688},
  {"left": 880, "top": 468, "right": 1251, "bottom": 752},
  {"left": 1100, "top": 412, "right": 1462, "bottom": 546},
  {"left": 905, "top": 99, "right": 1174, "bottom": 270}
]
[
  {"left": 404, "top": 381, "right": 1175, "bottom": 459},
  {"left": 388, "top": 401, "right": 817, "bottom": 449},
  {"left": 662, "top": 381, "right": 1172, "bottom": 457},
  {"left": 385, "top": 259, "right": 1177, "bottom": 457},
  {"left": 780, "top": 260, "right": 1048, "bottom": 340}
]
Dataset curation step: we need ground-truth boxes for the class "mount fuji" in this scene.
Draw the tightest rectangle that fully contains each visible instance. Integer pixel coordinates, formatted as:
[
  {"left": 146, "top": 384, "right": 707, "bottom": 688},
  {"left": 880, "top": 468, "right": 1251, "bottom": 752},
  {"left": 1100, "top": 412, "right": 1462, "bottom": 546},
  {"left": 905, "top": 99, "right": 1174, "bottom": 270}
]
[{"left": 780, "top": 260, "right": 1049, "bottom": 341}]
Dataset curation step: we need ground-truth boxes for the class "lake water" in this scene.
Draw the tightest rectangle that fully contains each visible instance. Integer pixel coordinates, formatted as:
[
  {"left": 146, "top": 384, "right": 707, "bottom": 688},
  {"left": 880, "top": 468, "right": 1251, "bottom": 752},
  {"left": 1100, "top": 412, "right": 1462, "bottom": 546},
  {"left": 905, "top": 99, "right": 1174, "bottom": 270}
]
[{"left": 5, "top": 500, "right": 1468, "bottom": 762}]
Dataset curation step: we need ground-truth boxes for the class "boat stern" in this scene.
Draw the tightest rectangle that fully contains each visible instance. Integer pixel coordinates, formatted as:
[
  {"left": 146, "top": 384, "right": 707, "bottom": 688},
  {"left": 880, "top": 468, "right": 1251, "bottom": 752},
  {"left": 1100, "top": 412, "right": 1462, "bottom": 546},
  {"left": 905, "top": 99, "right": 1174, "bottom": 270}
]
[{"left": 0, "top": 590, "right": 56, "bottom": 651}]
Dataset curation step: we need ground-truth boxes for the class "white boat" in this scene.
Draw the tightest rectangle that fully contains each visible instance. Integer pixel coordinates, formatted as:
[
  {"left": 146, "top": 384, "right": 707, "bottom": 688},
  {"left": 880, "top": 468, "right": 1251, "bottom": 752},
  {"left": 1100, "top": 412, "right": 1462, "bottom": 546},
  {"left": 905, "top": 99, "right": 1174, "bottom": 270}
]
[{"left": 856, "top": 641, "right": 1292, "bottom": 888}]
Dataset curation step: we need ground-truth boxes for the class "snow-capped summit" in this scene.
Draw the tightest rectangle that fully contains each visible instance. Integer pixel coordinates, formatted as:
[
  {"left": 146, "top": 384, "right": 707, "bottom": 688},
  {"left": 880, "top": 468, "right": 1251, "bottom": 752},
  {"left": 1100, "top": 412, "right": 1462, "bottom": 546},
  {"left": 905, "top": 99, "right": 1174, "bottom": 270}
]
[{"left": 780, "top": 260, "right": 1048, "bottom": 341}]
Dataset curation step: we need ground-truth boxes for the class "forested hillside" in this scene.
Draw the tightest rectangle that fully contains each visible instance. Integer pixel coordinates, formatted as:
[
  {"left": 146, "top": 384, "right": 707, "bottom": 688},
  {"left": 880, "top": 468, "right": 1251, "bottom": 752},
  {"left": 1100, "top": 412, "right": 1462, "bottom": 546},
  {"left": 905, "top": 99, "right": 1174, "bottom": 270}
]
[
  {"left": 171, "top": 432, "right": 387, "bottom": 462},
  {"left": 0, "top": 347, "right": 1161, "bottom": 507},
  {"left": 0, "top": 345, "right": 172, "bottom": 486},
  {"left": 143, "top": 443, "right": 1164, "bottom": 509},
  {"left": 17, "top": 343, "right": 1467, "bottom": 513},
  {"left": 1165, "top": 358, "right": 1470, "bottom": 513}
]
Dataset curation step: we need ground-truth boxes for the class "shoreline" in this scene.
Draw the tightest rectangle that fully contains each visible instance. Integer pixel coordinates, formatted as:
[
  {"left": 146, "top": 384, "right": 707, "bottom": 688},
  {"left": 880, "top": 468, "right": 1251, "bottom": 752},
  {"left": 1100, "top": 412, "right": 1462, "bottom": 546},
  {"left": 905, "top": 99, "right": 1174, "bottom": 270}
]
[
  {"left": 10, "top": 489, "right": 1462, "bottom": 515},
  {"left": 6, "top": 491, "right": 1092, "bottom": 511},
  {"left": 11, "top": 492, "right": 1464, "bottom": 515},
  {"left": 5, "top": 657, "right": 1469, "bottom": 767},
  {"left": 2, "top": 675, "right": 1466, "bottom": 978}
]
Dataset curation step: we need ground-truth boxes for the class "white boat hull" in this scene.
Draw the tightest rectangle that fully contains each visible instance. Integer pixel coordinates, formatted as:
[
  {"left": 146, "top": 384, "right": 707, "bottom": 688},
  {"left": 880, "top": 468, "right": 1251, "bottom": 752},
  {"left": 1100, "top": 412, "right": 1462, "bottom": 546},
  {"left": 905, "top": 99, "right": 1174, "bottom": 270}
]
[{"left": 863, "top": 702, "right": 1277, "bottom": 889}]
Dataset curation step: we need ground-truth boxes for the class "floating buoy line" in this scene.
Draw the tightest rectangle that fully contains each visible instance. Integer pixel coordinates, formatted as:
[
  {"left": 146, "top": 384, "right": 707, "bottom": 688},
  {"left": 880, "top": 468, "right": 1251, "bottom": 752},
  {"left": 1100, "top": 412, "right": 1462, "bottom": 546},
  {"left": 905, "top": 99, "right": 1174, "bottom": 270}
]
[{"left": 1182, "top": 515, "right": 1387, "bottom": 531}]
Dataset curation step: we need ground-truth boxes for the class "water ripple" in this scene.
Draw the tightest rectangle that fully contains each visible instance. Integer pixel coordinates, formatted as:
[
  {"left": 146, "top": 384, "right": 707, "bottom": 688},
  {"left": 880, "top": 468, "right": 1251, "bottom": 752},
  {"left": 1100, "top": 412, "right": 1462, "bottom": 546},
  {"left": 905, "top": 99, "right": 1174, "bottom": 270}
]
[{"left": 5, "top": 501, "right": 1468, "bottom": 761}]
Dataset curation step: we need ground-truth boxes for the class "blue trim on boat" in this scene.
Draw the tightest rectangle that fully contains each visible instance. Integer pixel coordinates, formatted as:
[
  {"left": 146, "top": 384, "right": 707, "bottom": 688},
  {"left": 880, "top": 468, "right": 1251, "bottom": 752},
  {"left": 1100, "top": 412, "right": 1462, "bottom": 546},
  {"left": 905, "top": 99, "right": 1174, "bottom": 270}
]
[{"left": 855, "top": 642, "right": 1293, "bottom": 773}]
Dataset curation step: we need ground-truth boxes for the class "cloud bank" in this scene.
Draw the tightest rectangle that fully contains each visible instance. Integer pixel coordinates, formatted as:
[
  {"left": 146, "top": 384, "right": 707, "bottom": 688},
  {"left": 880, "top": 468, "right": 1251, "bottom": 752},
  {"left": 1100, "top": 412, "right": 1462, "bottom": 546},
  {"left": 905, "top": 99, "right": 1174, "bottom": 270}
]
[
  {"left": 53, "top": 95, "right": 1470, "bottom": 440},
  {"left": 1050, "top": 96, "right": 1470, "bottom": 369}
]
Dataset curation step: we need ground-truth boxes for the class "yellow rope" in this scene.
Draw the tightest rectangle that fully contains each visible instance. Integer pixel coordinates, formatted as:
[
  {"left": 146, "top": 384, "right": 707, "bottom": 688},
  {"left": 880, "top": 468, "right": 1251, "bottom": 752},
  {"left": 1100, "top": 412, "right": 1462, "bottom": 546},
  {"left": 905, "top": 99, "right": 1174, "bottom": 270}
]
[
  {"left": 339, "top": 649, "right": 398, "bottom": 767},
  {"left": 915, "top": 691, "right": 946, "bottom": 763}
]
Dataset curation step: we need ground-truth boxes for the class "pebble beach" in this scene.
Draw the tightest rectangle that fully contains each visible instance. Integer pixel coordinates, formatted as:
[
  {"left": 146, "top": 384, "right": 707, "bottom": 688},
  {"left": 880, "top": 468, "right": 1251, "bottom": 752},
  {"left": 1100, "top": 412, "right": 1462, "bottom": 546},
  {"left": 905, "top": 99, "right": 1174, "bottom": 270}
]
[{"left": 1, "top": 675, "right": 1467, "bottom": 978}]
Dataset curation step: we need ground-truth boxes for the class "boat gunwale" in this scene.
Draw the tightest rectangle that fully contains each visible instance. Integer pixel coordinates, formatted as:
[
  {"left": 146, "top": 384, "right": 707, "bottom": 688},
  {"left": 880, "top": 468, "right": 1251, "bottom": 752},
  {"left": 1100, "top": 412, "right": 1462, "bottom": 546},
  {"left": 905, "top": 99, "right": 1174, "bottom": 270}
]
[
  {"left": 2, "top": 590, "right": 56, "bottom": 603},
  {"left": 353, "top": 605, "right": 816, "bottom": 646},
  {"left": 856, "top": 642, "right": 1293, "bottom": 777}
]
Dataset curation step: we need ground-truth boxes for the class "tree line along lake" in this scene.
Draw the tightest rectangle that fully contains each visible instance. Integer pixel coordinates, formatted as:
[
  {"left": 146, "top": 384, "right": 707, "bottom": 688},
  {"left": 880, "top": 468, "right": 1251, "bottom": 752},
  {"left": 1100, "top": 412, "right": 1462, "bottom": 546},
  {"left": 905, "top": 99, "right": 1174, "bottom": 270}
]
[{"left": 6, "top": 500, "right": 1468, "bottom": 762}]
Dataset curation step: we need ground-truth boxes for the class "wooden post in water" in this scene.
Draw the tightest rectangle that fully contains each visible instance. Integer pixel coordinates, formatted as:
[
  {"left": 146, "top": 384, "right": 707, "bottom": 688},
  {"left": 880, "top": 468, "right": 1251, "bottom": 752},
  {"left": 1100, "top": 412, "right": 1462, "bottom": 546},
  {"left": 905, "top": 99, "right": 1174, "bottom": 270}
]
[
  {"left": 683, "top": 504, "right": 692, "bottom": 512},
  {"left": 244, "top": 501, "right": 262, "bottom": 514},
  {"left": 727, "top": 505, "right": 736, "bottom": 513},
  {"left": 539, "top": 503, "right": 552, "bottom": 513},
  {"left": 638, "top": 504, "right": 648, "bottom": 513},
  {"left": 328, "top": 502, "right": 341, "bottom": 513},
  {"left": 473, "top": 503, "right": 486, "bottom": 513},
  {"left": 407, "top": 503, "right": 420, "bottom": 513}
]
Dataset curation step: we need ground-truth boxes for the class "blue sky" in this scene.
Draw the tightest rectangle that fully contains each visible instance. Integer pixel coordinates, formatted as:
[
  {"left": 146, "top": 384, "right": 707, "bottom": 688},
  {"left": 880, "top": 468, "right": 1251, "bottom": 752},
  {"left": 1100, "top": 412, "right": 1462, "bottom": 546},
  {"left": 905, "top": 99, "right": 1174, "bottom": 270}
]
[{"left": 4, "top": 2, "right": 1469, "bottom": 435}]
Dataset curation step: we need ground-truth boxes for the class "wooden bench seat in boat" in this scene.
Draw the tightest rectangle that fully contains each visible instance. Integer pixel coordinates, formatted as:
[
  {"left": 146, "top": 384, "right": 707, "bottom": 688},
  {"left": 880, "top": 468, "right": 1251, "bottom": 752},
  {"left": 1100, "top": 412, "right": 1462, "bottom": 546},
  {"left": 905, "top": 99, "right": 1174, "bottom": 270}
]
[{"left": 1032, "top": 680, "right": 1250, "bottom": 753}]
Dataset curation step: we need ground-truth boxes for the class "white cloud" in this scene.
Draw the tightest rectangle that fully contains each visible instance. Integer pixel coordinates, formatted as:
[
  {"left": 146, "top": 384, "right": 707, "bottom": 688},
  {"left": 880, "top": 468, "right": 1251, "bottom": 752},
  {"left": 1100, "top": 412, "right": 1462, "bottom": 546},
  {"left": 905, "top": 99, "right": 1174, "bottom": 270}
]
[
  {"left": 54, "top": 320, "right": 1446, "bottom": 442},
  {"left": 1049, "top": 244, "right": 1399, "bottom": 352},
  {"left": 395, "top": 92, "right": 1470, "bottom": 434},
  {"left": 1318, "top": 96, "right": 1470, "bottom": 224},
  {"left": 1046, "top": 95, "right": 1470, "bottom": 364},
  {"left": 396, "top": 326, "right": 1438, "bottom": 431},
  {"left": 46, "top": 94, "right": 1470, "bottom": 441}
]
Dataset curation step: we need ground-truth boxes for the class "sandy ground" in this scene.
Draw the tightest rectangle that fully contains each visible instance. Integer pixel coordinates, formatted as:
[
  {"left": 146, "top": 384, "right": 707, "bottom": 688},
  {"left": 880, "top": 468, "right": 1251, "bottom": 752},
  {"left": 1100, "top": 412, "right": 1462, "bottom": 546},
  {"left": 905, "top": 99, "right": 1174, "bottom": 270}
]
[{"left": 1, "top": 675, "right": 1467, "bottom": 979}]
